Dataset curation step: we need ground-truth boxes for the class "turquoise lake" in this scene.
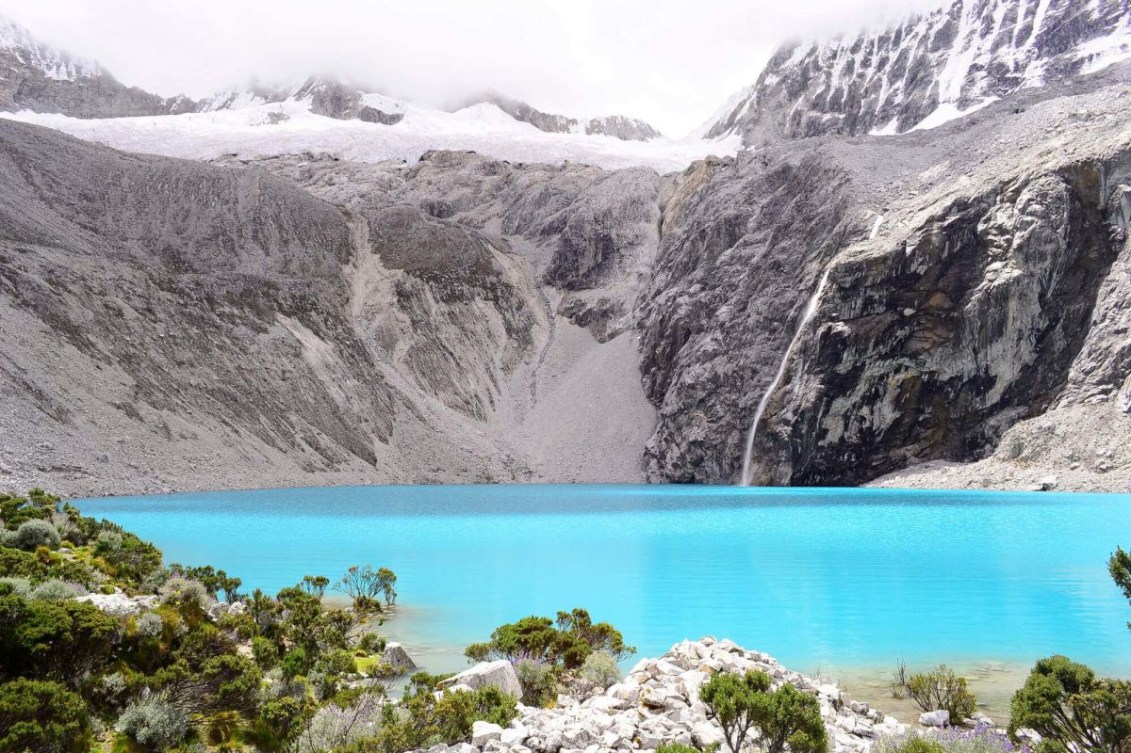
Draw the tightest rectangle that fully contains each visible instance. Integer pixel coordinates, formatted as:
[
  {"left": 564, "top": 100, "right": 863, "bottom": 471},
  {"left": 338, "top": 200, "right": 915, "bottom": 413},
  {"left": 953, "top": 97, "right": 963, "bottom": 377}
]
[{"left": 76, "top": 485, "right": 1131, "bottom": 680}]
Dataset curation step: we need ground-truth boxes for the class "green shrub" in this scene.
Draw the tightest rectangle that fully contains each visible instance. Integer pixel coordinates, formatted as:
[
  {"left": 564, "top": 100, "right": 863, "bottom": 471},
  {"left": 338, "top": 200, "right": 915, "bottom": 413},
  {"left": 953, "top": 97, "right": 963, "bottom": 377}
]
[
  {"left": 252, "top": 636, "right": 281, "bottom": 671},
  {"left": 431, "top": 686, "right": 518, "bottom": 740},
  {"left": 1009, "top": 655, "right": 1131, "bottom": 753},
  {"left": 0, "top": 548, "right": 49, "bottom": 583},
  {"left": 0, "top": 594, "right": 116, "bottom": 681},
  {"left": 281, "top": 647, "right": 311, "bottom": 680},
  {"left": 351, "top": 683, "right": 518, "bottom": 751},
  {"left": 700, "top": 670, "right": 828, "bottom": 753},
  {"left": 0, "top": 576, "right": 32, "bottom": 596},
  {"left": 295, "top": 694, "right": 385, "bottom": 753},
  {"left": 333, "top": 565, "right": 397, "bottom": 613},
  {"left": 5, "top": 519, "right": 61, "bottom": 551},
  {"left": 356, "top": 631, "right": 386, "bottom": 654},
  {"left": 907, "top": 665, "right": 977, "bottom": 721},
  {"left": 514, "top": 659, "right": 558, "bottom": 706},
  {"left": 115, "top": 695, "right": 189, "bottom": 752},
  {"left": 135, "top": 612, "right": 163, "bottom": 639},
  {"left": 249, "top": 697, "right": 307, "bottom": 753},
  {"left": 464, "top": 608, "right": 634, "bottom": 670},
  {"left": 160, "top": 577, "right": 211, "bottom": 610},
  {"left": 95, "top": 531, "right": 123, "bottom": 554},
  {"left": 29, "top": 578, "right": 79, "bottom": 601},
  {"left": 579, "top": 650, "right": 621, "bottom": 690},
  {"left": 0, "top": 678, "right": 92, "bottom": 753}
]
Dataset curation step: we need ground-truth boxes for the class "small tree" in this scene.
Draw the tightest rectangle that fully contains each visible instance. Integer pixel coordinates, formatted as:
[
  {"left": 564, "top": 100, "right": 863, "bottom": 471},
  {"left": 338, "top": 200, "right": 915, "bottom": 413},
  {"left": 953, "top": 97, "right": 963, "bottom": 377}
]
[
  {"left": 377, "top": 567, "right": 397, "bottom": 606},
  {"left": 301, "top": 575, "right": 330, "bottom": 598},
  {"left": 333, "top": 565, "right": 396, "bottom": 613},
  {"left": 756, "top": 683, "right": 828, "bottom": 753},
  {"left": 464, "top": 608, "right": 635, "bottom": 671},
  {"left": 1111, "top": 547, "right": 1131, "bottom": 630},
  {"left": 1009, "top": 655, "right": 1131, "bottom": 753},
  {"left": 906, "top": 665, "right": 977, "bottom": 722},
  {"left": 700, "top": 671, "right": 771, "bottom": 753},
  {"left": 700, "top": 670, "right": 828, "bottom": 753}
]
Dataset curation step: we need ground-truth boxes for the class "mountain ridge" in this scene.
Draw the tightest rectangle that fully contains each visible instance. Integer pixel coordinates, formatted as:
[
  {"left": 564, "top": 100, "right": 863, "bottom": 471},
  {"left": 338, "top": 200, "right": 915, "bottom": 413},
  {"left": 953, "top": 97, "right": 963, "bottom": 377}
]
[
  {"left": 705, "top": 0, "right": 1131, "bottom": 143},
  {"left": 0, "top": 16, "right": 666, "bottom": 141}
]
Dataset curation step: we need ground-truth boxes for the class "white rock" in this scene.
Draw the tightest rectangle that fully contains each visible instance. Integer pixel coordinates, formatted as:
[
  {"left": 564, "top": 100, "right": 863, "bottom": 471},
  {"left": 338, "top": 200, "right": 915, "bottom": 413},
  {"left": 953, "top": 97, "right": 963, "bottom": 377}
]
[
  {"left": 678, "top": 669, "right": 708, "bottom": 700},
  {"left": 606, "top": 682, "right": 640, "bottom": 705},
  {"left": 967, "top": 712, "right": 995, "bottom": 728},
  {"left": 439, "top": 660, "right": 522, "bottom": 698},
  {"left": 584, "top": 695, "right": 626, "bottom": 713},
  {"left": 919, "top": 710, "right": 951, "bottom": 727},
  {"left": 471, "top": 720, "right": 504, "bottom": 746},
  {"left": 379, "top": 642, "right": 416, "bottom": 674},
  {"left": 692, "top": 720, "right": 725, "bottom": 747},
  {"left": 76, "top": 591, "right": 158, "bottom": 617}
]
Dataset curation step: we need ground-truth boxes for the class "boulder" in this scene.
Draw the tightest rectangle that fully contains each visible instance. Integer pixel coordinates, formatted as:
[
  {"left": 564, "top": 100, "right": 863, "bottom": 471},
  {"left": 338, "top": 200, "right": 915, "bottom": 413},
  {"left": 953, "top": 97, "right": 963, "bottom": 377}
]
[
  {"left": 438, "top": 660, "right": 522, "bottom": 698},
  {"left": 76, "top": 591, "right": 158, "bottom": 617},
  {"left": 379, "top": 642, "right": 416, "bottom": 674},
  {"left": 471, "top": 720, "right": 503, "bottom": 746},
  {"left": 967, "top": 712, "right": 995, "bottom": 728},
  {"left": 919, "top": 710, "right": 951, "bottom": 727}
]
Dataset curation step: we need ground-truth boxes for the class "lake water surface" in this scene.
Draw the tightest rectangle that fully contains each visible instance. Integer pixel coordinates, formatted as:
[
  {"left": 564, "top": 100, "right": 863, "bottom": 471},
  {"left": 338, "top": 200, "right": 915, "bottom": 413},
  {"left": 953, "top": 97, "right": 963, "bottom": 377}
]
[{"left": 77, "top": 485, "right": 1131, "bottom": 684}]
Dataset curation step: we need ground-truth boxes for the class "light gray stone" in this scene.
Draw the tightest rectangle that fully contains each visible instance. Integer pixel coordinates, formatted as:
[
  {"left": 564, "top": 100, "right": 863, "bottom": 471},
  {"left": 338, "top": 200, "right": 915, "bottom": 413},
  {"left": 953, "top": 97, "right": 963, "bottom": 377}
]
[
  {"left": 919, "top": 710, "right": 951, "bottom": 728},
  {"left": 439, "top": 660, "right": 522, "bottom": 699}
]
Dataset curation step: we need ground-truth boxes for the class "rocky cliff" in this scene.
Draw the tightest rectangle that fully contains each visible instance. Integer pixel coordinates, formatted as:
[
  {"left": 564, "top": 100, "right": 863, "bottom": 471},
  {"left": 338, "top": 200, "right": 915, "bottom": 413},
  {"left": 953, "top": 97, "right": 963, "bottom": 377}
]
[
  {"left": 706, "top": 0, "right": 1131, "bottom": 142},
  {"left": 641, "top": 60, "right": 1131, "bottom": 488}
]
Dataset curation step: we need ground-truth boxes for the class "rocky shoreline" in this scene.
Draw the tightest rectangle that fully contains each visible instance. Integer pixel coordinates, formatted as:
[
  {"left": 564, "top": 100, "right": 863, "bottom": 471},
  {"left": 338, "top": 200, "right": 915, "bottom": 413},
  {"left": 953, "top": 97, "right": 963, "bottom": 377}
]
[{"left": 427, "top": 638, "right": 909, "bottom": 753}]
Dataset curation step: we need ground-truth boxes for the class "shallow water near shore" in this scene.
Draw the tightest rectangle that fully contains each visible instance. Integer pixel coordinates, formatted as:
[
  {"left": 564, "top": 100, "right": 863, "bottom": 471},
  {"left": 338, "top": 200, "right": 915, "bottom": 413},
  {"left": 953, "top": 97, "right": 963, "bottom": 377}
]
[{"left": 77, "top": 484, "right": 1131, "bottom": 710}]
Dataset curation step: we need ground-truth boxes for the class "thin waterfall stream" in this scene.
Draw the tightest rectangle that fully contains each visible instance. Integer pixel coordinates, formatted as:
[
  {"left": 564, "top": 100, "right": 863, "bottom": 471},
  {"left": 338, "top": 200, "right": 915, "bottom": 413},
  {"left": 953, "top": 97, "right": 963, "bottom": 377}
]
[{"left": 739, "top": 263, "right": 835, "bottom": 486}]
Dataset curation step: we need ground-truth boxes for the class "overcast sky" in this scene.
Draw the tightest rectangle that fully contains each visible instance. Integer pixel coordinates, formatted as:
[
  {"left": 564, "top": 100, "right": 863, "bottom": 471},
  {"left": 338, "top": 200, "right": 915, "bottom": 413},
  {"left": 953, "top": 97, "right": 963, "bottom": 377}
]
[{"left": 0, "top": 0, "right": 948, "bottom": 137}]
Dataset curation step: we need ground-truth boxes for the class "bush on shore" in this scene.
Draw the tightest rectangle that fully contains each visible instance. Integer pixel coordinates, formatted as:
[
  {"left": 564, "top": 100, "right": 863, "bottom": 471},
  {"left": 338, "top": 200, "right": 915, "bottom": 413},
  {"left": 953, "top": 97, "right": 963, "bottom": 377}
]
[
  {"left": 699, "top": 669, "right": 828, "bottom": 753},
  {"left": 0, "top": 489, "right": 415, "bottom": 753}
]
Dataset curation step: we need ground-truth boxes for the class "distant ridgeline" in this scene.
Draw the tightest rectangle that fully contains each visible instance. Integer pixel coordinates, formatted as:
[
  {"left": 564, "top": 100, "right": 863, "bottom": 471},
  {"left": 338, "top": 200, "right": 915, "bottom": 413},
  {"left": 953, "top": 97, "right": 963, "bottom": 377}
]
[{"left": 0, "top": 16, "right": 661, "bottom": 141}]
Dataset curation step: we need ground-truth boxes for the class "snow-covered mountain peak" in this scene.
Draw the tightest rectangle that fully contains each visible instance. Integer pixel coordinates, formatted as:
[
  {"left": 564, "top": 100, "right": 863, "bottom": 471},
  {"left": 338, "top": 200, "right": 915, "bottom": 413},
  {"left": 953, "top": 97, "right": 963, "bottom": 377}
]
[
  {"left": 705, "top": 0, "right": 1131, "bottom": 142},
  {"left": 0, "top": 15, "right": 100, "bottom": 81}
]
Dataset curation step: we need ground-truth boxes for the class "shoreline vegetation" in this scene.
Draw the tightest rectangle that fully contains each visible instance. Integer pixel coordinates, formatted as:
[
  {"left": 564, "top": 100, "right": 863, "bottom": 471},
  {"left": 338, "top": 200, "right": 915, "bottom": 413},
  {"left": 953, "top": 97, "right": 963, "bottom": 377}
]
[{"left": 1, "top": 489, "right": 1129, "bottom": 753}]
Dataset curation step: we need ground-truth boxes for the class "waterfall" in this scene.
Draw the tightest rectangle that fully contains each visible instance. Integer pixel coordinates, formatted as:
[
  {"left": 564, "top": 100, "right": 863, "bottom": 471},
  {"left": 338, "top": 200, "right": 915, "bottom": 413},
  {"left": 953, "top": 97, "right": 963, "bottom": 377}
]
[{"left": 739, "top": 263, "right": 835, "bottom": 487}]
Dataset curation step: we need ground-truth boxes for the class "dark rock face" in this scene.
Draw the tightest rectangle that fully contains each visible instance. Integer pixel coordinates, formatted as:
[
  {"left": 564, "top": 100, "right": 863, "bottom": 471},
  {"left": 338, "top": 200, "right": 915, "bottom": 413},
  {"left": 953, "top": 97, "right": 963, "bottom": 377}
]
[
  {"left": 359, "top": 106, "right": 404, "bottom": 125},
  {"left": 298, "top": 78, "right": 363, "bottom": 120},
  {"left": 467, "top": 93, "right": 662, "bottom": 141},
  {"left": 639, "top": 61, "right": 1131, "bottom": 485},
  {"left": 765, "top": 163, "right": 1125, "bottom": 486},
  {"left": 584, "top": 115, "right": 662, "bottom": 142},
  {"left": 635, "top": 153, "right": 853, "bottom": 483},
  {"left": 707, "top": 0, "right": 1131, "bottom": 141},
  {"left": 558, "top": 295, "right": 627, "bottom": 343},
  {"left": 543, "top": 168, "right": 661, "bottom": 290}
]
